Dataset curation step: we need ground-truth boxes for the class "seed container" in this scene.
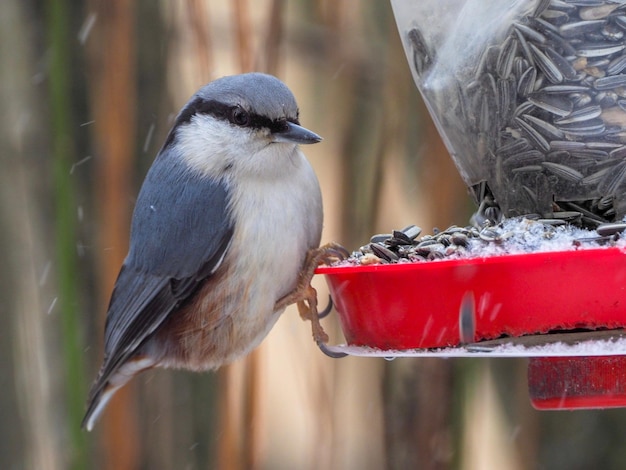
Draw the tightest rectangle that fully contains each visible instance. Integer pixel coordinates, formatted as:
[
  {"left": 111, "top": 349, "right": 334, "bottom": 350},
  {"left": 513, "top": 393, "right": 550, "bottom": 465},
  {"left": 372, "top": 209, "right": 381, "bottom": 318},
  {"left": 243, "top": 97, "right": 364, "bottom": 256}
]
[{"left": 391, "top": 0, "right": 626, "bottom": 221}]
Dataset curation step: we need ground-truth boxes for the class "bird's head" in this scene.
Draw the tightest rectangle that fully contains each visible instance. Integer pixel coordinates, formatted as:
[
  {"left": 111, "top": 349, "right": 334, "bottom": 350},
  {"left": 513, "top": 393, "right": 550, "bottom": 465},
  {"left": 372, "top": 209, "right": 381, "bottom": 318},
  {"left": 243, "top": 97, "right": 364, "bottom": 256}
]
[{"left": 163, "top": 73, "right": 322, "bottom": 179}]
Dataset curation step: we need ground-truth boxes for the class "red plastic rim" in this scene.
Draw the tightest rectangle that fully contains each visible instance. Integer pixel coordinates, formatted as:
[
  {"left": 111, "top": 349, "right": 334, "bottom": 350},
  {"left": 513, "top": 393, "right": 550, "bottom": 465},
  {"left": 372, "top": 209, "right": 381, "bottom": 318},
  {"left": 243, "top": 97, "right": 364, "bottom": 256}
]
[
  {"left": 528, "top": 356, "right": 626, "bottom": 410},
  {"left": 317, "top": 246, "right": 626, "bottom": 350}
]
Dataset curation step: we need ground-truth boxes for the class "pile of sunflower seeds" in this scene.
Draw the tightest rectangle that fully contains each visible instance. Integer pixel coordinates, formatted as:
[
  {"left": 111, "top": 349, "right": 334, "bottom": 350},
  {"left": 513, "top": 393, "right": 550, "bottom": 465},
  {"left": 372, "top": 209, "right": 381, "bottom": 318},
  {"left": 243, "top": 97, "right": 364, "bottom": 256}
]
[
  {"left": 341, "top": 218, "right": 626, "bottom": 266},
  {"left": 408, "top": 0, "right": 626, "bottom": 225}
]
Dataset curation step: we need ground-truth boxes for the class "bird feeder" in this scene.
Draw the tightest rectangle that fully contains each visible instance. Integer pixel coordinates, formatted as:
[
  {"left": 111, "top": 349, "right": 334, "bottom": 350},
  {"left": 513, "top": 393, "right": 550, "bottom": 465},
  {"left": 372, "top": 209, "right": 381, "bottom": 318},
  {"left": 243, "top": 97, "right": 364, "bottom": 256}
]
[{"left": 315, "top": 0, "right": 626, "bottom": 409}]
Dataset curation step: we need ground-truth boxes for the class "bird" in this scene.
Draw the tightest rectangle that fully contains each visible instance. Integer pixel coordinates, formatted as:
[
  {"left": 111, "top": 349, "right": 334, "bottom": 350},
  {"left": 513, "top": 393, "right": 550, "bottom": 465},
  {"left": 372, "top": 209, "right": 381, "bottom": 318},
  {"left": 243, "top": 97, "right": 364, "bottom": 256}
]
[{"left": 82, "top": 72, "right": 347, "bottom": 431}]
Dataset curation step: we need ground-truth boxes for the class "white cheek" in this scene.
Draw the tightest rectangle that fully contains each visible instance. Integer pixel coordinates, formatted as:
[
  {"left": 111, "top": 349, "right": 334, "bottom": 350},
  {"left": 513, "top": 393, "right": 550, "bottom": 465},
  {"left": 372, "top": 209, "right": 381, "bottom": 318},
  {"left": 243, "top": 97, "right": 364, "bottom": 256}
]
[
  {"left": 175, "top": 114, "right": 304, "bottom": 181},
  {"left": 176, "top": 115, "right": 258, "bottom": 178}
]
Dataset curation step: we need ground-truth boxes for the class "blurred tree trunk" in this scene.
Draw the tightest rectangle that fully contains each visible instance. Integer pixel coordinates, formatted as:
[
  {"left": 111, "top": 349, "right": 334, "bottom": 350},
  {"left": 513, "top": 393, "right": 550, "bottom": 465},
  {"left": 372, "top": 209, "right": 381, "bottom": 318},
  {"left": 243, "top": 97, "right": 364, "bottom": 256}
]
[
  {"left": 46, "top": 0, "right": 91, "bottom": 467},
  {"left": 85, "top": 1, "right": 139, "bottom": 468},
  {"left": 0, "top": 1, "right": 61, "bottom": 469}
]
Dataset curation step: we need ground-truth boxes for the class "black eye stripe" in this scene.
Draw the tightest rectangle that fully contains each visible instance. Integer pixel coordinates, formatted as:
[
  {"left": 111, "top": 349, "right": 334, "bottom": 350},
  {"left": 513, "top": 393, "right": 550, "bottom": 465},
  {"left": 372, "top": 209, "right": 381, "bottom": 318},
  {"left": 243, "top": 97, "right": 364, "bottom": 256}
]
[
  {"left": 248, "top": 113, "right": 291, "bottom": 133},
  {"left": 163, "top": 97, "right": 299, "bottom": 148},
  {"left": 164, "top": 97, "right": 298, "bottom": 147}
]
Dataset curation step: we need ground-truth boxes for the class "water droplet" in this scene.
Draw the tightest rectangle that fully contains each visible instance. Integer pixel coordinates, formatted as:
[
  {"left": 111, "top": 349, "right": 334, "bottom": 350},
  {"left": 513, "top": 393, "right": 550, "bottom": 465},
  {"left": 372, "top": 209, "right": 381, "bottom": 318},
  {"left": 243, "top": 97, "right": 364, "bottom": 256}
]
[
  {"left": 143, "top": 123, "right": 155, "bottom": 153},
  {"left": 70, "top": 155, "right": 92, "bottom": 174},
  {"left": 39, "top": 261, "right": 51, "bottom": 286},
  {"left": 47, "top": 297, "right": 57, "bottom": 315},
  {"left": 78, "top": 13, "right": 97, "bottom": 44}
]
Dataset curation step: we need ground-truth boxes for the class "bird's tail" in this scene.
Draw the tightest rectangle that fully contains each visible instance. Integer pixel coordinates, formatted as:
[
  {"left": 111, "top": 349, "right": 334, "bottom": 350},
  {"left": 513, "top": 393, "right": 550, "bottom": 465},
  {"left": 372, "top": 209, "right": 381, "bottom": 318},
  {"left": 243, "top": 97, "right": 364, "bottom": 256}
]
[
  {"left": 81, "top": 382, "right": 123, "bottom": 431},
  {"left": 82, "top": 356, "right": 156, "bottom": 431}
]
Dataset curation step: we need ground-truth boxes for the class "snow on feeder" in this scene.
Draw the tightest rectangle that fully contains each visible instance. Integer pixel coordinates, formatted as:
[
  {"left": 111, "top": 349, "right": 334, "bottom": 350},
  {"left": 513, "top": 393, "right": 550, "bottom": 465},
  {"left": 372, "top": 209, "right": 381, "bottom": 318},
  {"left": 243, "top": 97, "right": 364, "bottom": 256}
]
[{"left": 314, "top": 0, "right": 626, "bottom": 409}]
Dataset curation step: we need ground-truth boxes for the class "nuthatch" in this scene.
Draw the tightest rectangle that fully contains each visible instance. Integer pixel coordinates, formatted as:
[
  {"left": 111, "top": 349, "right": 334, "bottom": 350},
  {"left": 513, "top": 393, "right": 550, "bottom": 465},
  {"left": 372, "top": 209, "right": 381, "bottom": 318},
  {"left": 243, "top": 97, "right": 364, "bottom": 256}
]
[{"left": 83, "top": 73, "right": 346, "bottom": 430}]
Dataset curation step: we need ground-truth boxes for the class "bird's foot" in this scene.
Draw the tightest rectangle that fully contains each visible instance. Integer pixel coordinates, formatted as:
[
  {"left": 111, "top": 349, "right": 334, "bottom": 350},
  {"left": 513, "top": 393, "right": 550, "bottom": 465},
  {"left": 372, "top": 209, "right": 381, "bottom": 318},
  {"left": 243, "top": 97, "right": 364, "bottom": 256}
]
[
  {"left": 274, "top": 242, "right": 349, "bottom": 312},
  {"left": 274, "top": 243, "right": 349, "bottom": 357},
  {"left": 296, "top": 286, "right": 347, "bottom": 359}
]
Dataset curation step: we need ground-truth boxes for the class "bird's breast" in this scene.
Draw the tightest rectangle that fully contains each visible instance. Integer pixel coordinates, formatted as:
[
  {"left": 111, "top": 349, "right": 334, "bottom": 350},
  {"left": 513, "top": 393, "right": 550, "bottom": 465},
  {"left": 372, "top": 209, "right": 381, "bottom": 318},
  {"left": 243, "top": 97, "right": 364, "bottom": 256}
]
[{"left": 151, "top": 155, "right": 323, "bottom": 370}]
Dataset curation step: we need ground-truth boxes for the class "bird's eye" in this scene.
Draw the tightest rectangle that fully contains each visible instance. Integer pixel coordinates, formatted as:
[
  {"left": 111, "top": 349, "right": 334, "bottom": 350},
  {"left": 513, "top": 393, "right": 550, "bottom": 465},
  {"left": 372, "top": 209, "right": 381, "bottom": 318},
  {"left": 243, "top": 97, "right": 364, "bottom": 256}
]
[{"left": 230, "top": 107, "right": 250, "bottom": 126}]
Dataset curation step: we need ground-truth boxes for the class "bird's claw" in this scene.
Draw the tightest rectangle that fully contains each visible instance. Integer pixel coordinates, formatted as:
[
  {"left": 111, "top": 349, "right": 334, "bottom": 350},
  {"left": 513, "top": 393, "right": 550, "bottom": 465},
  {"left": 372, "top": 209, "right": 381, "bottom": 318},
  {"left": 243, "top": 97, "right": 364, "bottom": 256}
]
[
  {"left": 274, "top": 242, "right": 348, "bottom": 358},
  {"left": 296, "top": 286, "right": 344, "bottom": 360},
  {"left": 316, "top": 340, "right": 348, "bottom": 358},
  {"left": 318, "top": 295, "right": 333, "bottom": 319},
  {"left": 315, "top": 242, "right": 350, "bottom": 267}
]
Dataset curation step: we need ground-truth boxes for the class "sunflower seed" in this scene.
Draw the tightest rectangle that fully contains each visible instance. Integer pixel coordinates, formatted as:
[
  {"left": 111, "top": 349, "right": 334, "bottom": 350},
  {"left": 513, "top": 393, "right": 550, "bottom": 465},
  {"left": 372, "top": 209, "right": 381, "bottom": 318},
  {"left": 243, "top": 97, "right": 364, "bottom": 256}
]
[
  {"left": 542, "top": 161, "right": 584, "bottom": 182},
  {"left": 370, "top": 243, "right": 399, "bottom": 262},
  {"left": 517, "top": 67, "right": 537, "bottom": 97},
  {"left": 370, "top": 234, "right": 391, "bottom": 244},
  {"left": 579, "top": 4, "right": 620, "bottom": 21},
  {"left": 497, "top": 138, "right": 530, "bottom": 158},
  {"left": 534, "top": 0, "right": 552, "bottom": 17},
  {"left": 580, "top": 95, "right": 598, "bottom": 110},
  {"left": 550, "top": 1, "right": 577, "bottom": 14},
  {"left": 582, "top": 166, "right": 612, "bottom": 185},
  {"left": 560, "top": 19, "right": 607, "bottom": 38},
  {"left": 554, "top": 104, "right": 602, "bottom": 123},
  {"left": 512, "top": 165, "right": 544, "bottom": 173},
  {"left": 514, "top": 22, "right": 547, "bottom": 44},
  {"left": 540, "top": 84, "right": 590, "bottom": 93},
  {"left": 530, "top": 43, "right": 564, "bottom": 83},
  {"left": 544, "top": 46, "right": 578, "bottom": 79},
  {"left": 595, "top": 74, "right": 626, "bottom": 90},
  {"left": 608, "top": 55, "right": 626, "bottom": 75},
  {"left": 516, "top": 117, "right": 551, "bottom": 152},
  {"left": 550, "top": 140, "right": 586, "bottom": 151},
  {"left": 596, "top": 222, "right": 626, "bottom": 236},
  {"left": 391, "top": 230, "right": 414, "bottom": 245},
  {"left": 586, "top": 141, "right": 622, "bottom": 150},
  {"left": 514, "top": 101, "right": 537, "bottom": 117},
  {"left": 551, "top": 210, "right": 583, "bottom": 220},
  {"left": 596, "top": 91, "right": 618, "bottom": 107},
  {"left": 543, "top": 10, "right": 570, "bottom": 25},
  {"left": 610, "top": 145, "right": 626, "bottom": 158},
  {"left": 558, "top": 118, "right": 606, "bottom": 137},
  {"left": 577, "top": 43, "right": 625, "bottom": 57},
  {"left": 528, "top": 91, "right": 574, "bottom": 116},
  {"left": 407, "top": 28, "right": 432, "bottom": 75},
  {"left": 401, "top": 225, "right": 422, "bottom": 240},
  {"left": 523, "top": 114, "right": 565, "bottom": 139},
  {"left": 504, "top": 149, "right": 545, "bottom": 166},
  {"left": 497, "top": 36, "right": 518, "bottom": 79},
  {"left": 615, "top": 16, "right": 626, "bottom": 31},
  {"left": 570, "top": 148, "right": 608, "bottom": 159},
  {"left": 599, "top": 160, "right": 626, "bottom": 193}
]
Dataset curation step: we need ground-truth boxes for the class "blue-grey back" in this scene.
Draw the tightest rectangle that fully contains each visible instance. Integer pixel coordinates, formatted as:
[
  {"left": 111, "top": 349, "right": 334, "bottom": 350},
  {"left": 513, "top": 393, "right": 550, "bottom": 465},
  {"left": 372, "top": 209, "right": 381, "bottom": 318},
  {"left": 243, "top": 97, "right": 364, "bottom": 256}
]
[{"left": 126, "top": 145, "right": 234, "bottom": 278}]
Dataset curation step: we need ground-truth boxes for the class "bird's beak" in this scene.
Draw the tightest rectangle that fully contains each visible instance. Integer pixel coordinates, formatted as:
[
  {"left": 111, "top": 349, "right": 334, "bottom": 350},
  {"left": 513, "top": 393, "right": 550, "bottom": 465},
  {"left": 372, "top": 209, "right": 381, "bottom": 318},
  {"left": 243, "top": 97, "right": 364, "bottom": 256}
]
[{"left": 272, "top": 122, "right": 322, "bottom": 145}]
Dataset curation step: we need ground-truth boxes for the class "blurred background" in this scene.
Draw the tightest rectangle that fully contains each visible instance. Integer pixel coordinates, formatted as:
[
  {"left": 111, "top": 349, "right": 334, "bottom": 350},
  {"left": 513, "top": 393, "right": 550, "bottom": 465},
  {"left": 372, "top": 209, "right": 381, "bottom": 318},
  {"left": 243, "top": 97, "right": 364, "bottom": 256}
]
[{"left": 4, "top": 0, "right": 626, "bottom": 469}]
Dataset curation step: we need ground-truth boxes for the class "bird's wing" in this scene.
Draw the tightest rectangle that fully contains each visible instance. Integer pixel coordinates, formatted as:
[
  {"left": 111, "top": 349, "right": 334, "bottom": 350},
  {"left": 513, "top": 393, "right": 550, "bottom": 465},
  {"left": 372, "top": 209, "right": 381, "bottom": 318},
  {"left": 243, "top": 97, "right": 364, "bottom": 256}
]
[{"left": 90, "top": 152, "right": 234, "bottom": 395}]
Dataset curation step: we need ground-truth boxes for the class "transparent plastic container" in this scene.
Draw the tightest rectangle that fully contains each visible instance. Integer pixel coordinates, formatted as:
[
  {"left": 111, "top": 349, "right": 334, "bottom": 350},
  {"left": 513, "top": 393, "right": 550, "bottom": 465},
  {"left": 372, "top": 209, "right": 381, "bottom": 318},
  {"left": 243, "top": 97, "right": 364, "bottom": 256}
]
[{"left": 391, "top": 0, "right": 626, "bottom": 221}]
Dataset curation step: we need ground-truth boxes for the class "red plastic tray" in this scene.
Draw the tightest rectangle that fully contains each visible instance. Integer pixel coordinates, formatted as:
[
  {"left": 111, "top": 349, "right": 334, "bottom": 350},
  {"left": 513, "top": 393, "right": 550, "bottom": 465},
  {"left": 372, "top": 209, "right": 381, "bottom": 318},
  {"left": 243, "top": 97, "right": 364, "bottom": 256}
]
[
  {"left": 317, "top": 246, "right": 626, "bottom": 350},
  {"left": 528, "top": 356, "right": 626, "bottom": 410}
]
